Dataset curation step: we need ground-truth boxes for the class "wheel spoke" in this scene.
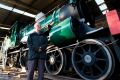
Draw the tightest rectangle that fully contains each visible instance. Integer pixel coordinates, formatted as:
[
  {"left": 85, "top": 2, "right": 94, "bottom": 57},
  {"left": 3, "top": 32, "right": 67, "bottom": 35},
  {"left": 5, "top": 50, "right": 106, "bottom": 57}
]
[
  {"left": 81, "top": 47, "right": 86, "bottom": 53},
  {"left": 76, "top": 52, "right": 82, "bottom": 57},
  {"left": 55, "top": 64, "right": 59, "bottom": 70},
  {"left": 47, "top": 53, "right": 51, "bottom": 56},
  {"left": 96, "top": 58, "right": 105, "bottom": 62},
  {"left": 93, "top": 48, "right": 101, "bottom": 55},
  {"left": 95, "top": 64, "right": 103, "bottom": 73},
  {"left": 52, "top": 65, "right": 55, "bottom": 71},
  {"left": 76, "top": 60, "right": 82, "bottom": 64},
  {"left": 78, "top": 45, "right": 86, "bottom": 53},
  {"left": 56, "top": 54, "right": 60, "bottom": 58},
  {"left": 53, "top": 65, "right": 55, "bottom": 70},
  {"left": 53, "top": 51, "right": 56, "bottom": 55},
  {"left": 88, "top": 44, "right": 91, "bottom": 52},
  {"left": 46, "top": 60, "right": 49, "bottom": 63},
  {"left": 56, "top": 60, "right": 61, "bottom": 63},
  {"left": 90, "top": 67, "right": 94, "bottom": 76},
  {"left": 48, "top": 64, "right": 52, "bottom": 68},
  {"left": 82, "top": 65, "right": 86, "bottom": 72}
]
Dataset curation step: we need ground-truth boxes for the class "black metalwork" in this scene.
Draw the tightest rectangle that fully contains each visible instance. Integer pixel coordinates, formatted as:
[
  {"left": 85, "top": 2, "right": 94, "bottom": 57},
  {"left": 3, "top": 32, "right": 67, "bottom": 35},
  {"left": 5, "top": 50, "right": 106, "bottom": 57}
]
[
  {"left": 45, "top": 47, "right": 66, "bottom": 75},
  {"left": 72, "top": 39, "right": 115, "bottom": 80}
]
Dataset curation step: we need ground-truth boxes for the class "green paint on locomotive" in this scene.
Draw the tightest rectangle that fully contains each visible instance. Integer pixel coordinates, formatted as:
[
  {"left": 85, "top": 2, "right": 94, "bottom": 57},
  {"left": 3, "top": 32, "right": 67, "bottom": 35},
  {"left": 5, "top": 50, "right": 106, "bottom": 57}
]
[
  {"left": 50, "top": 17, "right": 76, "bottom": 46},
  {"left": 2, "top": 0, "right": 79, "bottom": 50}
]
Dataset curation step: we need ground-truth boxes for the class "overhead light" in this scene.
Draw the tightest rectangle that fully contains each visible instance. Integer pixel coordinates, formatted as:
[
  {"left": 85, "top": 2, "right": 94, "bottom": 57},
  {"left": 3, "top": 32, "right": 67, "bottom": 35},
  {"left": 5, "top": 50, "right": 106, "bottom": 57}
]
[
  {"left": 0, "top": 26, "right": 10, "bottom": 30},
  {"left": 0, "top": 3, "right": 13, "bottom": 11},
  {"left": 0, "top": 3, "right": 36, "bottom": 18},
  {"left": 24, "top": 12, "right": 36, "bottom": 18},
  {"left": 99, "top": 4, "right": 108, "bottom": 11},
  {"left": 95, "top": 0, "right": 104, "bottom": 5},
  {"left": 95, "top": 0, "right": 109, "bottom": 15},
  {"left": 12, "top": 8, "right": 24, "bottom": 14},
  {"left": 35, "top": 12, "right": 45, "bottom": 22}
]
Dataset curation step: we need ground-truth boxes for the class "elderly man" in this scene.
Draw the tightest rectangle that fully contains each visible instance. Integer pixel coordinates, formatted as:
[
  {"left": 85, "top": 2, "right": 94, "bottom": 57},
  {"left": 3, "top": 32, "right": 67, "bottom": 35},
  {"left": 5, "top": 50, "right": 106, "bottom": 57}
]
[{"left": 27, "top": 22, "right": 48, "bottom": 80}]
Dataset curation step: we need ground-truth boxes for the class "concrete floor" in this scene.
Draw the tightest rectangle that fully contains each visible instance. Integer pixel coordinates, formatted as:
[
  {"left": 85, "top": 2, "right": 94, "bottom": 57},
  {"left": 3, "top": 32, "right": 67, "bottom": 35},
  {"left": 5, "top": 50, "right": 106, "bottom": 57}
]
[
  {"left": 1, "top": 66, "right": 119, "bottom": 80},
  {"left": 0, "top": 66, "right": 50, "bottom": 80},
  {"left": 0, "top": 72, "right": 50, "bottom": 80},
  {"left": 0, "top": 66, "right": 82, "bottom": 80}
]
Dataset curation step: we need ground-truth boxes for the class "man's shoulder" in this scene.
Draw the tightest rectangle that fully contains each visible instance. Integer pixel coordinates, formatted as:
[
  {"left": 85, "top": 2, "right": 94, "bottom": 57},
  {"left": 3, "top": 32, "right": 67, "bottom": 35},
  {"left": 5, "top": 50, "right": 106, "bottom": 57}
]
[{"left": 29, "top": 32, "right": 37, "bottom": 36}]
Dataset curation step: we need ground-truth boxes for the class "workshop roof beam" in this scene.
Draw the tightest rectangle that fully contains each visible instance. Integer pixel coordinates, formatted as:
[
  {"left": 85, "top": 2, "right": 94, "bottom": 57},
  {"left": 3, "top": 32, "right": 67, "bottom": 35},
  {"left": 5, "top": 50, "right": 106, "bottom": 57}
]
[{"left": 0, "top": 0, "right": 39, "bottom": 13}]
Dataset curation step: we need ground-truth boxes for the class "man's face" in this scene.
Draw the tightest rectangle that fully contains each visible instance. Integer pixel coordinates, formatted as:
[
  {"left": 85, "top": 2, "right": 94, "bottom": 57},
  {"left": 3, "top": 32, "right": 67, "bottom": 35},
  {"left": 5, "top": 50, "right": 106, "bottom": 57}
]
[
  {"left": 36, "top": 24, "right": 41, "bottom": 31},
  {"left": 34, "top": 22, "right": 41, "bottom": 31}
]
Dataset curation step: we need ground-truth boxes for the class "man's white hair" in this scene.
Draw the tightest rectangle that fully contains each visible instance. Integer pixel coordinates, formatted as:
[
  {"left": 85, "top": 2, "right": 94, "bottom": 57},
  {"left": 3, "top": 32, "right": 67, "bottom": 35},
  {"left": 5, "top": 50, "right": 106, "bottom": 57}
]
[{"left": 34, "top": 22, "right": 40, "bottom": 28}]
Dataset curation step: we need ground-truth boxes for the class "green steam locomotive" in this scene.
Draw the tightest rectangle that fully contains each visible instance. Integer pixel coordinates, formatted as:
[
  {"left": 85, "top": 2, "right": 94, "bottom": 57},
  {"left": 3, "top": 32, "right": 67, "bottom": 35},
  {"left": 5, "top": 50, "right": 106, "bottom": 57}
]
[{"left": 1, "top": 0, "right": 120, "bottom": 79}]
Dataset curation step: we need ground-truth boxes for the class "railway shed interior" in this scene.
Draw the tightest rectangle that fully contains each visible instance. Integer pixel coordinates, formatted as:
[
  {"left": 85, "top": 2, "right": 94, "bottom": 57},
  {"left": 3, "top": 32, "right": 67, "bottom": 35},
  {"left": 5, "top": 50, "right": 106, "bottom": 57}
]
[{"left": 0, "top": 0, "right": 120, "bottom": 80}]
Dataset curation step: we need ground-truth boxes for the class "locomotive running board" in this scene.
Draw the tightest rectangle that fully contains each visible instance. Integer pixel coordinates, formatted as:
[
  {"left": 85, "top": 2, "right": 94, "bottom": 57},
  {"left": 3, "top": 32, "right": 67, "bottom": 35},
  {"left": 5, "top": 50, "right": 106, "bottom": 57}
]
[{"left": 8, "top": 48, "right": 29, "bottom": 54}]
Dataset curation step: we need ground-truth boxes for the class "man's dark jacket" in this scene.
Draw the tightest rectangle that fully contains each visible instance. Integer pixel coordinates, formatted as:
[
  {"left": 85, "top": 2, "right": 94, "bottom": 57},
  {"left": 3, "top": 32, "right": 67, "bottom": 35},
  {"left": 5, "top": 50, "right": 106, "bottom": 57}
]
[{"left": 27, "top": 31, "right": 48, "bottom": 60}]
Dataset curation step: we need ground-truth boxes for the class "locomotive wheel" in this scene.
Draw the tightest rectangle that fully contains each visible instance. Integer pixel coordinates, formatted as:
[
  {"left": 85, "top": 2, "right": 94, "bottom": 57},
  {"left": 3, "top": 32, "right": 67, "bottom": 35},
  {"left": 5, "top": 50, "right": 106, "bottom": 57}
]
[
  {"left": 72, "top": 39, "right": 115, "bottom": 80},
  {"left": 8, "top": 55, "right": 14, "bottom": 67},
  {"left": 45, "top": 47, "right": 66, "bottom": 75},
  {"left": 8, "top": 54, "right": 18, "bottom": 67},
  {"left": 19, "top": 51, "right": 28, "bottom": 69}
]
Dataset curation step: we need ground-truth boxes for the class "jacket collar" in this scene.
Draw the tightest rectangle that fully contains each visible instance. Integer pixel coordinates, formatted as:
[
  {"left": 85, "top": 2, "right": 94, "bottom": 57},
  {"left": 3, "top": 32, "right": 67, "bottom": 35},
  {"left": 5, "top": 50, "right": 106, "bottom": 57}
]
[{"left": 35, "top": 31, "right": 43, "bottom": 35}]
